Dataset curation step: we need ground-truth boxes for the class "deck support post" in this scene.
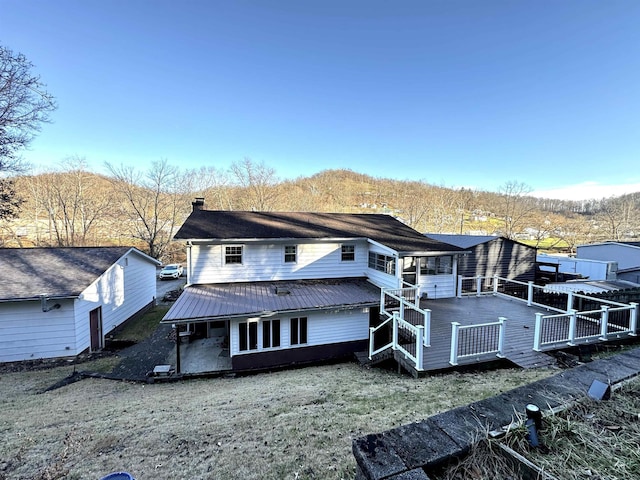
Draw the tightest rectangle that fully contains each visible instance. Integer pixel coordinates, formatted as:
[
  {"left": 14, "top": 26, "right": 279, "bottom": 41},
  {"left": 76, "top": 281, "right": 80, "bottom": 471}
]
[
  {"left": 568, "top": 309, "right": 577, "bottom": 346},
  {"left": 533, "top": 313, "right": 543, "bottom": 352},
  {"left": 423, "top": 309, "right": 431, "bottom": 347},
  {"left": 567, "top": 292, "right": 574, "bottom": 313},
  {"left": 476, "top": 276, "right": 483, "bottom": 297},
  {"left": 599, "top": 306, "right": 609, "bottom": 340},
  {"left": 457, "top": 275, "right": 463, "bottom": 298},
  {"left": 415, "top": 325, "right": 425, "bottom": 371},
  {"left": 450, "top": 322, "right": 461, "bottom": 365},
  {"left": 173, "top": 324, "right": 181, "bottom": 374},
  {"left": 497, "top": 317, "right": 507, "bottom": 357},
  {"left": 392, "top": 312, "right": 399, "bottom": 350},
  {"left": 368, "top": 327, "right": 375, "bottom": 360},
  {"left": 630, "top": 303, "right": 638, "bottom": 335},
  {"left": 493, "top": 274, "right": 499, "bottom": 295},
  {"left": 527, "top": 282, "right": 534, "bottom": 307}
]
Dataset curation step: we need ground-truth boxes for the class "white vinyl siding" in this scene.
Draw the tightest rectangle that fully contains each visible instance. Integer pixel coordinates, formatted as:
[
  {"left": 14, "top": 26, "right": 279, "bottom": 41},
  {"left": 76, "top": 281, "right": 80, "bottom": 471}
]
[
  {"left": 0, "top": 300, "right": 76, "bottom": 362},
  {"left": 74, "top": 251, "right": 158, "bottom": 351},
  {"left": 229, "top": 309, "right": 369, "bottom": 357},
  {"left": 190, "top": 240, "right": 369, "bottom": 284},
  {"left": 577, "top": 243, "right": 640, "bottom": 271},
  {"left": 0, "top": 249, "right": 158, "bottom": 363}
]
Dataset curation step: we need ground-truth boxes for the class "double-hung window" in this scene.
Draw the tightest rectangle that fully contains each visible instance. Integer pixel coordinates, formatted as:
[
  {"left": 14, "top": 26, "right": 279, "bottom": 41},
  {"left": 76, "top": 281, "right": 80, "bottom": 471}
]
[
  {"left": 290, "top": 317, "right": 308, "bottom": 345},
  {"left": 284, "top": 245, "right": 297, "bottom": 263},
  {"left": 225, "top": 245, "right": 243, "bottom": 264},
  {"left": 341, "top": 244, "right": 355, "bottom": 261}
]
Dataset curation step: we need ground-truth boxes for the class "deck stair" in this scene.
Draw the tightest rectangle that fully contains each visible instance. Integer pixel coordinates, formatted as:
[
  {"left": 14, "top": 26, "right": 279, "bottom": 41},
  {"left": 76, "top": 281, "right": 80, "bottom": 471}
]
[
  {"left": 504, "top": 349, "right": 557, "bottom": 369},
  {"left": 355, "top": 348, "right": 394, "bottom": 367}
]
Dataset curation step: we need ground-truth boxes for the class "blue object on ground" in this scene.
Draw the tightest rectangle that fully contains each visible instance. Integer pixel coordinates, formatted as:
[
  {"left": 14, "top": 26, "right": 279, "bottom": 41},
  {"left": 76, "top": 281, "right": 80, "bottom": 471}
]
[{"left": 100, "top": 473, "right": 135, "bottom": 480}]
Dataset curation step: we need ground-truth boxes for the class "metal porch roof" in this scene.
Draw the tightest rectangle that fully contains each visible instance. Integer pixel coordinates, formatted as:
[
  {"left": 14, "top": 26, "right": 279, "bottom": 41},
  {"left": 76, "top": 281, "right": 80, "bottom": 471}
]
[{"left": 162, "top": 278, "right": 381, "bottom": 323}]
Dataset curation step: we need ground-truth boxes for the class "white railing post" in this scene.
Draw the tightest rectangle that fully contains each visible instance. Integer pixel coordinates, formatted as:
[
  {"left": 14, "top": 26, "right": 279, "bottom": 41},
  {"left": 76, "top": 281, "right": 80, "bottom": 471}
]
[
  {"left": 497, "top": 317, "right": 507, "bottom": 357},
  {"left": 566, "top": 292, "right": 574, "bottom": 312},
  {"left": 368, "top": 327, "right": 375, "bottom": 360},
  {"left": 392, "top": 312, "right": 399, "bottom": 350},
  {"left": 630, "top": 303, "right": 638, "bottom": 335},
  {"left": 380, "top": 289, "right": 385, "bottom": 315},
  {"left": 450, "top": 322, "right": 461, "bottom": 365},
  {"left": 493, "top": 274, "right": 499, "bottom": 295},
  {"left": 400, "top": 299, "right": 405, "bottom": 320},
  {"left": 476, "top": 275, "right": 482, "bottom": 297},
  {"left": 414, "top": 288, "right": 420, "bottom": 306},
  {"left": 423, "top": 309, "right": 431, "bottom": 347},
  {"left": 568, "top": 309, "right": 577, "bottom": 346},
  {"left": 599, "top": 306, "right": 609, "bottom": 340},
  {"left": 415, "top": 325, "right": 424, "bottom": 371},
  {"left": 527, "top": 282, "right": 534, "bottom": 307},
  {"left": 457, "top": 275, "right": 463, "bottom": 298},
  {"left": 533, "top": 313, "right": 543, "bottom": 351}
]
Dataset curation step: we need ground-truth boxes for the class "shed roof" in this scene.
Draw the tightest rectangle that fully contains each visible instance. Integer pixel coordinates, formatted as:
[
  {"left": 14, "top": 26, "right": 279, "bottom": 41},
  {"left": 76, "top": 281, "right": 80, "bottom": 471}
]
[
  {"left": 424, "top": 233, "right": 535, "bottom": 250},
  {"left": 162, "top": 277, "right": 381, "bottom": 323},
  {"left": 0, "top": 247, "right": 159, "bottom": 301},
  {"left": 174, "top": 210, "right": 463, "bottom": 256}
]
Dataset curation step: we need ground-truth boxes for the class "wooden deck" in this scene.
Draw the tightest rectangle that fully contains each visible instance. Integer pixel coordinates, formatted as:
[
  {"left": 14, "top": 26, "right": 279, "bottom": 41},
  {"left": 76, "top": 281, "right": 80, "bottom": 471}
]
[{"left": 416, "top": 295, "right": 557, "bottom": 372}]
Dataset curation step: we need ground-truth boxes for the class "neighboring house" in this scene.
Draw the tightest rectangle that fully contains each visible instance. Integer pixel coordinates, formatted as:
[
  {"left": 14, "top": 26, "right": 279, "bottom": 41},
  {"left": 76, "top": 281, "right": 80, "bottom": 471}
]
[
  {"left": 0, "top": 247, "right": 160, "bottom": 363},
  {"left": 536, "top": 253, "right": 618, "bottom": 281},
  {"left": 424, "top": 234, "right": 536, "bottom": 284},
  {"left": 577, "top": 241, "right": 640, "bottom": 284},
  {"left": 162, "top": 200, "right": 464, "bottom": 372}
]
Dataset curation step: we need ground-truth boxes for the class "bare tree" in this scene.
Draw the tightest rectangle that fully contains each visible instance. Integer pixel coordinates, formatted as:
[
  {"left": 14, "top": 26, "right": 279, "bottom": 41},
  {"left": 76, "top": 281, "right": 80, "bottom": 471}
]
[
  {"left": 498, "top": 181, "right": 535, "bottom": 239},
  {"left": 183, "top": 165, "right": 232, "bottom": 210},
  {"left": 106, "top": 159, "right": 183, "bottom": 259},
  {"left": 1, "top": 45, "right": 56, "bottom": 219},
  {"left": 229, "top": 158, "right": 280, "bottom": 211}
]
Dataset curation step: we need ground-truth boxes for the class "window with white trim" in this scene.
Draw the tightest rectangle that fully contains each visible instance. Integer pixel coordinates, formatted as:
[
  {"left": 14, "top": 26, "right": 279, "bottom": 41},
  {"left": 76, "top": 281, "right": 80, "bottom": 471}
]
[
  {"left": 368, "top": 252, "right": 396, "bottom": 275},
  {"left": 238, "top": 321, "right": 258, "bottom": 351},
  {"left": 290, "top": 317, "right": 308, "bottom": 345},
  {"left": 420, "top": 256, "right": 453, "bottom": 275},
  {"left": 284, "top": 245, "right": 297, "bottom": 263},
  {"left": 225, "top": 245, "right": 243, "bottom": 264},
  {"left": 262, "top": 319, "right": 281, "bottom": 348},
  {"left": 341, "top": 244, "right": 355, "bottom": 261}
]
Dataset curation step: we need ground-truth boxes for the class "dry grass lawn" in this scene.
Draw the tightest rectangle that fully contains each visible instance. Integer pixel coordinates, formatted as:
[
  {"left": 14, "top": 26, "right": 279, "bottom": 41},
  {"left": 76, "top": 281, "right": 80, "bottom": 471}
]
[{"left": 0, "top": 360, "right": 553, "bottom": 480}]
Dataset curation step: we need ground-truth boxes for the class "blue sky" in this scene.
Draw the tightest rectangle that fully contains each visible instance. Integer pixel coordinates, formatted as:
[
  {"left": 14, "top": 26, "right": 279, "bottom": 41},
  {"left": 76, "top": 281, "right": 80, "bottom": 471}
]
[{"left": 2, "top": 0, "right": 640, "bottom": 200}]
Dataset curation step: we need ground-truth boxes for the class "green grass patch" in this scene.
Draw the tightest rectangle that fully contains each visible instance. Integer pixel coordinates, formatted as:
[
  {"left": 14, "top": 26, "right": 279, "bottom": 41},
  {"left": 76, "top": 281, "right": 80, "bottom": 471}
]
[{"left": 111, "top": 306, "right": 169, "bottom": 342}]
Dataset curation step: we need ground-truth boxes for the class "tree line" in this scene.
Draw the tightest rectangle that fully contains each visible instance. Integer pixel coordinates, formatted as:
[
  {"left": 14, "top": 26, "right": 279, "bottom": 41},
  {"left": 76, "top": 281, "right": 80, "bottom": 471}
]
[{"left": 1, "top": 157, "right": 639, "bottom": 260}]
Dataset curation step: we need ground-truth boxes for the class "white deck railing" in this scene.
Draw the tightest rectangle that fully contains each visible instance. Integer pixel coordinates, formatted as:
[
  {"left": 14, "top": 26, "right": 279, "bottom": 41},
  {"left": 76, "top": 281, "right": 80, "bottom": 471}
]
[
  {"left": 459, "top": 275, "right": 638, "bottom": 353},
  {"left": 369, "top": 283, "right": 431, "bottom": 371},
  {"left": 449, "top": 317, "right": 507, "bottom": 366}
]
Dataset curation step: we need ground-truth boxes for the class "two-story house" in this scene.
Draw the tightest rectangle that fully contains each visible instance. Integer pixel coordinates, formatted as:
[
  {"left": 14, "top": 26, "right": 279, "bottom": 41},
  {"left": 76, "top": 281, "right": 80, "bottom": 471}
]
[{"left": 162, "top": 199, "right": 464, "bottom": 373}]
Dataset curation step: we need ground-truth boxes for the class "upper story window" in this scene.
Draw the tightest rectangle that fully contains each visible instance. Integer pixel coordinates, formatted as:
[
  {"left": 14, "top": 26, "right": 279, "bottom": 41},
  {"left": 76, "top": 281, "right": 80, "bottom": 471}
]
[
  {"left": 341, "top": 245, "right": 355, "bottom": 261},
  {"left": 284, "top": 245, "right": 297, "bottom": 263},
  {"left": 225, "top": 245, "right": 243, "bottom": 264},
  {"left": 420, "top": 256, "right": 453, "bottom": 275},
  {"left": 368, "top": 252, "right": 396, "bottom": 275}
]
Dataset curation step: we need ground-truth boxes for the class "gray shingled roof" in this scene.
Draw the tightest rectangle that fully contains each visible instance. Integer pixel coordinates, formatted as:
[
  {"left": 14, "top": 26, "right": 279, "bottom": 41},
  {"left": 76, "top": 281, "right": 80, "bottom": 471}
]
[
  {"left": 424, "top": 233, "right": 500, "bottom": 249},
  {"left": 0, "top": 247, "right": 151, "bottom": 301},
  {"left": 174, "top": 211, "right": 464, "bottom": 256},
  {"left": 162, "top": 278, "right": 381, "bottom": 323}
]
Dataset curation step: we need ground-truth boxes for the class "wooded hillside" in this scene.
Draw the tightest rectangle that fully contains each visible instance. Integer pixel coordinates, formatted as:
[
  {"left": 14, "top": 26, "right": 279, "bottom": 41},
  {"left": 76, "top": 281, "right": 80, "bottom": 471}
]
[{"left": 2, "top": 158, "right": 639, "bottom": 260}]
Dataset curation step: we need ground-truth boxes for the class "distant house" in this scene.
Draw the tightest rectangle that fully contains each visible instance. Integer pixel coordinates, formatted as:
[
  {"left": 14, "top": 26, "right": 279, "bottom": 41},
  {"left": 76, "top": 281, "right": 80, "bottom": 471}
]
[
  {"left": 577, "top": 241, "right": 640, "bottom": 284},
  {"left": 162, "top": 201, "right": 464, "bottom": 373},
  {"left": 0, "top": 247, "right": 160, "bottom": 363},
  {"left": 424, "top": 234, "right": 537, "bottom": 284}
]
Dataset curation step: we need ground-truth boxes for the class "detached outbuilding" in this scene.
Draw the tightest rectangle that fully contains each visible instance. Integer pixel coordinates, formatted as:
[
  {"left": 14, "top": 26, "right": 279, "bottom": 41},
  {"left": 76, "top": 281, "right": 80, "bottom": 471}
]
[
  {"left": 424, "top": 234, "right": 537, "bottom": 283},
  {"left": 577, "top": 241, "right": 640, "bottom": 284},
  {"left": 0, "top": 247, "right": 160, "bottom": 363}
]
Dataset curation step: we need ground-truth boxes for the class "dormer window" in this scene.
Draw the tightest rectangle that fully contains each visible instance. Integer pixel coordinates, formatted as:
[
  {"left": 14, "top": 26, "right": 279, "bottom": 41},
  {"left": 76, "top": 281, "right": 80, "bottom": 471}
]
[{"left": 225, "top": 245, "right": 243, "bottom": 264}]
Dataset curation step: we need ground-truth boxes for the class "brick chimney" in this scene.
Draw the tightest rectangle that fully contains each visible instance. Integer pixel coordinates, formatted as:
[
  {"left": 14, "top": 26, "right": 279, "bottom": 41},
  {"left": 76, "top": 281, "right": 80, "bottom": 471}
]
[{"left": 192, "top": 197, "right": 205, "bottom": 211}]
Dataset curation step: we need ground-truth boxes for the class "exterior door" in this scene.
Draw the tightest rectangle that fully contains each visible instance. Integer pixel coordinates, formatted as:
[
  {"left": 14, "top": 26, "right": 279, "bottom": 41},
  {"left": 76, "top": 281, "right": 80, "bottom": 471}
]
[{"left": 89, "top": 307, "right": 103, "bottom": 351}]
